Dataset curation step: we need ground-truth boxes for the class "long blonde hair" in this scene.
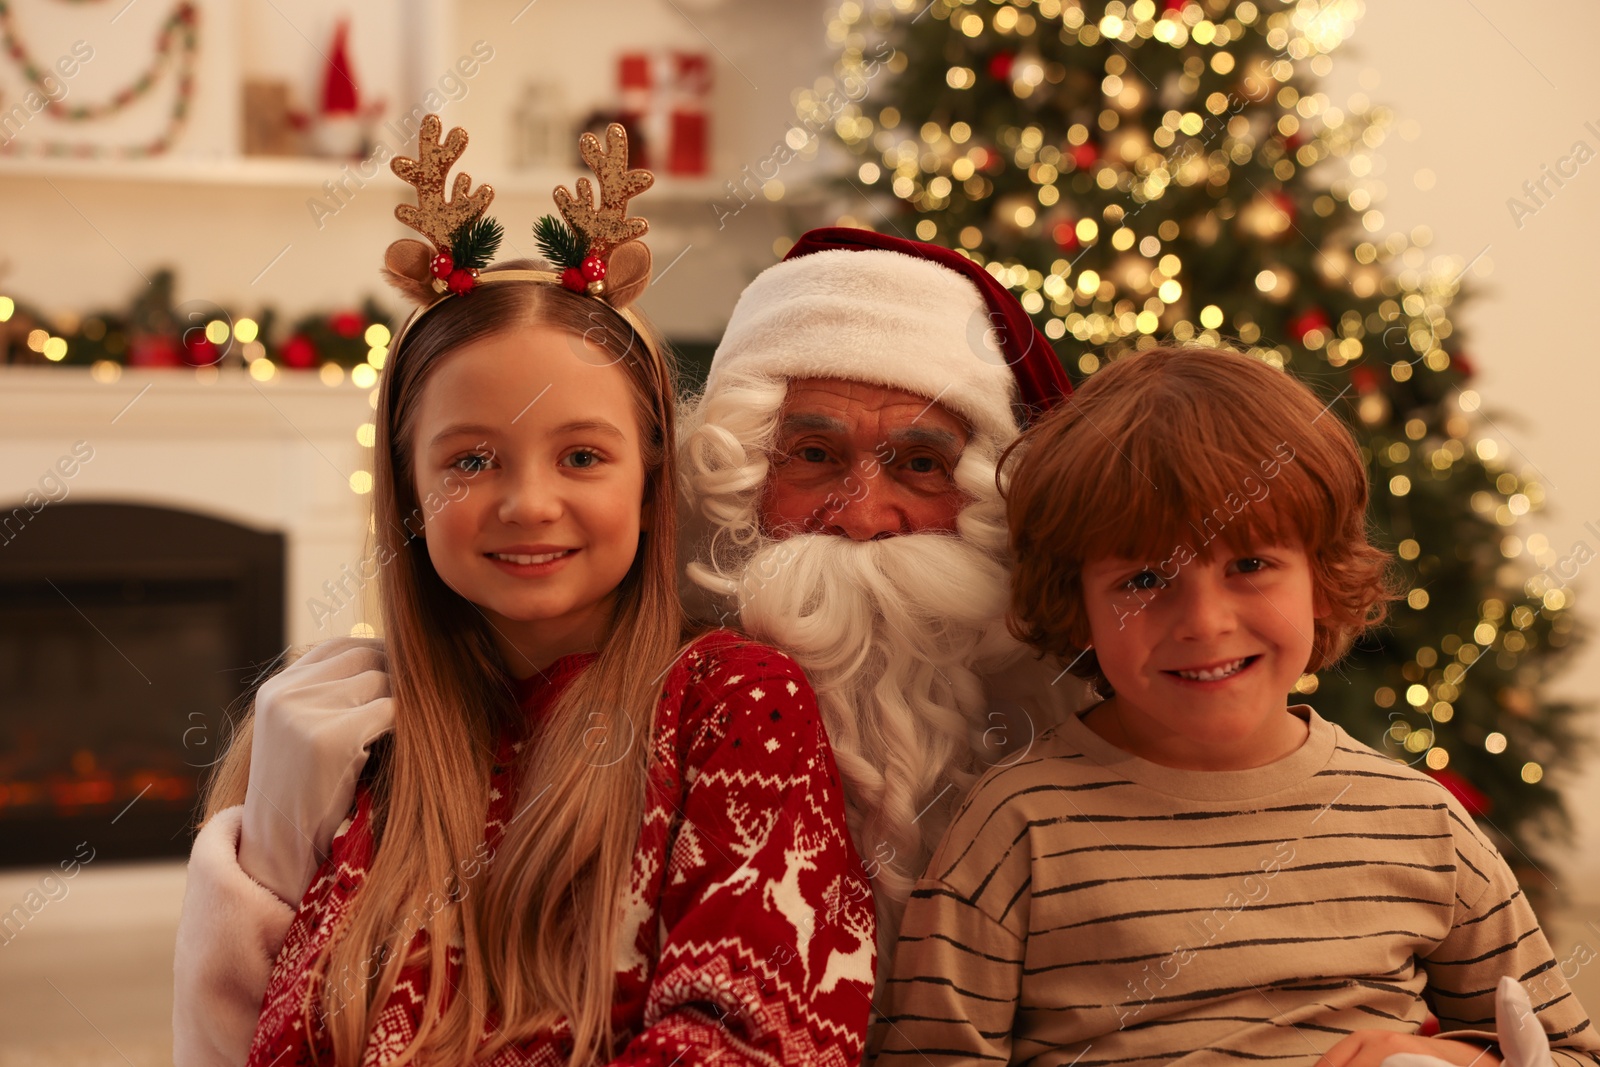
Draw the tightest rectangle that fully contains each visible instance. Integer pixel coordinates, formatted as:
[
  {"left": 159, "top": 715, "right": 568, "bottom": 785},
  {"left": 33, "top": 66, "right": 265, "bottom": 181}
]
[{"left": 205, "top": 261, "right": 688, "bottom": 1065}]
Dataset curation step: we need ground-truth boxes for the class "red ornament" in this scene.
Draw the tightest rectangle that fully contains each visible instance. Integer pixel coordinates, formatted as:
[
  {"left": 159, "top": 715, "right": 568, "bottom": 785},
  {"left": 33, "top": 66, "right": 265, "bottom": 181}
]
[
  {"left": 128, "top": 334, "right": 181, "bottom": 368},
  {"left": 1070, "top": 141, "right": 1100, "bottom": 170},
  {"left": 581, "top": 255, "right": 607, "bottom": 282},
  {"left": 1270, "top": 191, "right": 1297, "bottom": 226},
  {"left": 1349, "top": 365, "right": 1379, "bottom": 394},
  {"left": 281, "top": 334, "right": 318, "bottom": 369},
  {"left": 1164, "top": 0, "right": 1189, "bottom": 10},
  {"left": 560, "top": 267, "right": 587, "bottom": 292},
  {"left": 987, "top": 52, "right": 1015, "bottom": 82},
  {"left": 1450, "top": 351, "right": 1475, "bottom": 378},
  {"left": 329, "top": 311, "right": 364, "bottom": 338},
  {"left": 1427, "top": 768, "right": 1492, "bottom": 817},
  {"left": 1288, "top": 307, "right": 1329, "bottom": 342},
  {"left": 447, "top": 268, "right": 478, "bottom": 294},
  {"left": 181, "top": 334, "right": 219, "bottom": 367},
  {"left": 1052, "top": 221, "right": 1080, "bottom": 251},
  {"left": 430, "top": 251, "right": 454, "bottom": 279}
]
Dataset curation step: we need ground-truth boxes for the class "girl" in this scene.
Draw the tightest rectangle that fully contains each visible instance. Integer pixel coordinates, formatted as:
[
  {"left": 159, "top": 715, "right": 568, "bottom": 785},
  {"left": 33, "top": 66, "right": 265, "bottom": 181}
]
[{"left": 173, "top": 118, "right": 875, "bottom": 1066}]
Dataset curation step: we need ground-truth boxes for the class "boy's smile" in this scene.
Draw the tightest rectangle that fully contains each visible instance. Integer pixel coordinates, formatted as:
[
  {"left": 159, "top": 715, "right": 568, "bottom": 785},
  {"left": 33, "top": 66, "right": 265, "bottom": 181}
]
[
  {"left": 1079, "top": 542, "right": 1328, "bottom": 771},
  {"left": 1167, "top": 654, "right": 1259, "bottom": 683}
]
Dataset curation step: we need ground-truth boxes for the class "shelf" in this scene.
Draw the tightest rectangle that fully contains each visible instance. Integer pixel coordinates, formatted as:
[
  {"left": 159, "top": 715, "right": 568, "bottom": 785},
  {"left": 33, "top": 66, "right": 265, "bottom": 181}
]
[
  {"left": 0, "top": 154, "right": 335, "bottom": 188},
  {"left": 0, "top": 153, "right": 730, "bottom": 201}
]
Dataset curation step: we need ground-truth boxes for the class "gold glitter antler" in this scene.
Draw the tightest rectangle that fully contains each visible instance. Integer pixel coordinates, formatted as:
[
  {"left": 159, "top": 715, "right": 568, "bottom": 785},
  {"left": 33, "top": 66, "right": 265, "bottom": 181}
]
[
  {"left": 391, "top": 114, "right": 494, "bottom": 249},
  {"left": 554, "top": 124, "right": 654, "bottom": 262}
]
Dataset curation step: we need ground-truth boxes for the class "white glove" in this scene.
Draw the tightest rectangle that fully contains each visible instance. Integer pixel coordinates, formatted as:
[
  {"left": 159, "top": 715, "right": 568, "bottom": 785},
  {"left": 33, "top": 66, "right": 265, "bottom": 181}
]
[
  {"left": 1381, "top": 976, "right": 1552, "bottom": 1067},
  {"left": 238, "top": 637, "right": 394, "bottom": 906},
  {"left": 1492, "top": 974, "right": 1554, "bottom": 1067}
]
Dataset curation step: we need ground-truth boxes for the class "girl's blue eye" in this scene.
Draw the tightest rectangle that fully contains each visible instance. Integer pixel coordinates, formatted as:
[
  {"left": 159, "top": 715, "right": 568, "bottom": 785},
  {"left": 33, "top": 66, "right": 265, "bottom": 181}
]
[
  {"left": 454, "top": 453, "right": 492, "bottom": 474},
  {"left": 564, "top": 449, "right": 602, "bottom": 469}
]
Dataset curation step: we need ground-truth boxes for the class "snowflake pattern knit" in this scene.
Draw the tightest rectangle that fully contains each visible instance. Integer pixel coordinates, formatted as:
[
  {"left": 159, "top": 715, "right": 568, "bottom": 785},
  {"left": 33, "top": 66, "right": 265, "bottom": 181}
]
[{"left": 245, "top": 630, "right": 876, "bottom": 1066}]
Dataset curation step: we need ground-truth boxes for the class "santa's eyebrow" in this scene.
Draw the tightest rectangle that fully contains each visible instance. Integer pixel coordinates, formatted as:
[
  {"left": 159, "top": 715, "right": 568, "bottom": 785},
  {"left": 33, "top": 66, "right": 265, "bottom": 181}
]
[
  {"left": 779, "top": 413, "right": 850, "bottom": 435},
  {"left": 885, "top": 426, "right": 963, "bottom": 452}
]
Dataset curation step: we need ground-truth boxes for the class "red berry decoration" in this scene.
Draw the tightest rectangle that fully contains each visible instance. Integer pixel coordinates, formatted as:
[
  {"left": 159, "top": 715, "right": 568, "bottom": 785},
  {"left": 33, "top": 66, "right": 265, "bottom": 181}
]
[
  {"left": 560, "top": 267, "right": 586, "bottom": 292},
  {"left": 128, "top": 334, "right": 182, "bottom": 368},
  {"left": 329, "top": 311, "right": 365, "bottom": 338},
  {"left": 430, "top": 251, "right": 454, "bottom": 279},
  {"left": 581, "top": 255, "right": 607, "bottom": 282},
  {"left": 447, "top": 268, "right": 477, "bottom": 294},
  {"left": 281, "top": 334, "right": 318, "bottom": 369},
  {"left": 181, "top": 334, "right": 219, "bottom": 367}
]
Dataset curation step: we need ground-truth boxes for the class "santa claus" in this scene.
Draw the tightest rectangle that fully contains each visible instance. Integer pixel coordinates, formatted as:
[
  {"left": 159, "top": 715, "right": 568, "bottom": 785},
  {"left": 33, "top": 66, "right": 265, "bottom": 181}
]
[{"left": 677, "top": 227, "right": 1082, "bottom": 968}]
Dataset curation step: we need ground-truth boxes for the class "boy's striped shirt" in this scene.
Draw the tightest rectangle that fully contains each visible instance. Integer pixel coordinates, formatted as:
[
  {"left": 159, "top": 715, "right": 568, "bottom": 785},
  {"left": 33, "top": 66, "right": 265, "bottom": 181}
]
[{"left": 874, "top": 706, "right": 1600, "bottom": 1066}]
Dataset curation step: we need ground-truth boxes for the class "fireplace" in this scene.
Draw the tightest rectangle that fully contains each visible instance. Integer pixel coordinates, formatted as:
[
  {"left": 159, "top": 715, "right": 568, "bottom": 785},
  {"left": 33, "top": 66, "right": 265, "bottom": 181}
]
[{"left": 0, "top": 501, "right": 284, "bottom": 867}]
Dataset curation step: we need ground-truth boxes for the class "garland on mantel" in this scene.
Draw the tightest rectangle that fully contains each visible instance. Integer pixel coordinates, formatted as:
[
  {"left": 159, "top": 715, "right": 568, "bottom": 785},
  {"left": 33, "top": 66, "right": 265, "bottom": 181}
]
[
  {"left": 0, "top": 0, "right": 199, "bottom": 157},
  {"left": 0, "top": 269, "right": 396, "bottom": 380}
]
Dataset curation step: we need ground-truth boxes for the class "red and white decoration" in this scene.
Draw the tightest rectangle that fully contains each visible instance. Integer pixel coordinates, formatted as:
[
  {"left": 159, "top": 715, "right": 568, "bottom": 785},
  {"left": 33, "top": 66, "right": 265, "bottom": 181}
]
[{"left": 616, "top": 50, "right": 711, "bottom": 177}]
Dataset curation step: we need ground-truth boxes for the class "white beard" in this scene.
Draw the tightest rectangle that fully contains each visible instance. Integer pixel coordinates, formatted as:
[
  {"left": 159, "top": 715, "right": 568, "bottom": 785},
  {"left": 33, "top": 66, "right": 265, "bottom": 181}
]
[{"left": 691, "top": 525, "right": 1038, "bottom": 966}]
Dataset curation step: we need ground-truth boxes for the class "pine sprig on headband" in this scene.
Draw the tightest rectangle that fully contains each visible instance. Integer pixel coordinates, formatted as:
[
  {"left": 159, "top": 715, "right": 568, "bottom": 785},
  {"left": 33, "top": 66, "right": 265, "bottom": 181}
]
[
  {"left": 450, "top": 216, "right": 505, "bottom": 272},
  {"left": 533, "top": 214, "right": 589, "bottom": 272}
]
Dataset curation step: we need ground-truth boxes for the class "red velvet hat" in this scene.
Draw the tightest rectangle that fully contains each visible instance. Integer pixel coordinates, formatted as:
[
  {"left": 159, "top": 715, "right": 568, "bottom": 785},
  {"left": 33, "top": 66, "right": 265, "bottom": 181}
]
[{"left": 783, "top": 226, "right": 1073, "bottom": 424}]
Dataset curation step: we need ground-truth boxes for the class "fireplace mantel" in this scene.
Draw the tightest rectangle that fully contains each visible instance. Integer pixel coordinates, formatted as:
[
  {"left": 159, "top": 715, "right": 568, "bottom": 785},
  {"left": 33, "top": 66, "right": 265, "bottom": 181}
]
[{"left": 0, "top": 367, "right": 375, "bottom": 646}]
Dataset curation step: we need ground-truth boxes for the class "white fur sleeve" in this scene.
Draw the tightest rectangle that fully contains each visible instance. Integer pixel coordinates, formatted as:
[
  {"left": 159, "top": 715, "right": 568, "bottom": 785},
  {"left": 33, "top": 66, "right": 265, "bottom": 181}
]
[{"left": 172, "top": 805, "right": 296, "bottom": 1067}]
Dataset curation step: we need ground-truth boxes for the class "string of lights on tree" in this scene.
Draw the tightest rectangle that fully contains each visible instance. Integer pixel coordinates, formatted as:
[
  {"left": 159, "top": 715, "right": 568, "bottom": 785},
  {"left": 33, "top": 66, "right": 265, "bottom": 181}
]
[{"left": 806, "top": 0, "right": 1586, "bottom": 879}]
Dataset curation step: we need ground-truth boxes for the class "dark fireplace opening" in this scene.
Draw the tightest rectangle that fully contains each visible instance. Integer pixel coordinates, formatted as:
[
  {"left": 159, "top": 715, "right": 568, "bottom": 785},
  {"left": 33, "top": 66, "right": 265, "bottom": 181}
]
[{"left": 0, "top": 502, "right": 284, "bottom": 868}]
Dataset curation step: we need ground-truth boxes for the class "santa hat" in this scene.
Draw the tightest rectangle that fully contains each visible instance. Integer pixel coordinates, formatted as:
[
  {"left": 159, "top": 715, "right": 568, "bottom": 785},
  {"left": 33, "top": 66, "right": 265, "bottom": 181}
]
[{"left": 707, "top": 227, "right": 1072, "bottom": 442}]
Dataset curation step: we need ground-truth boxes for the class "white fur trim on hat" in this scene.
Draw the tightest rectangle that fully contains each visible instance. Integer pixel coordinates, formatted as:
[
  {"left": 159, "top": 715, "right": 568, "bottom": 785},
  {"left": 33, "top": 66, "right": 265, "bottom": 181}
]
[{"left": 708, "top": 248, "right": 1021, "bottom": 441}]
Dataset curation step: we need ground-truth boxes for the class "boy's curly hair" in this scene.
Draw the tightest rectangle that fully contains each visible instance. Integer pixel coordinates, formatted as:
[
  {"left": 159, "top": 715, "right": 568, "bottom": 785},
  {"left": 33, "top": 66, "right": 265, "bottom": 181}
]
[{"left": 1001, "top": 345, "right": 1404, "bottom": 695}]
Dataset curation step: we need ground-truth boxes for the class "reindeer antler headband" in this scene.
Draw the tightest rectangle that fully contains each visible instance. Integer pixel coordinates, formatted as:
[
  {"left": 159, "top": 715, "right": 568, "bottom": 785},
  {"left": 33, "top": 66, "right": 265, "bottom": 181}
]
[{"left": 382, "top": 114, "right": 656, "bottom": 352}]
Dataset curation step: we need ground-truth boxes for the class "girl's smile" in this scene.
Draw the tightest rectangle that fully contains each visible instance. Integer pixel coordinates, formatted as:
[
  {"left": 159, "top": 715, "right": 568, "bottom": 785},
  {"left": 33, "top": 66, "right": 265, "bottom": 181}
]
[{"left": 486, "top": 545, "right": 579, "bottom": 572}]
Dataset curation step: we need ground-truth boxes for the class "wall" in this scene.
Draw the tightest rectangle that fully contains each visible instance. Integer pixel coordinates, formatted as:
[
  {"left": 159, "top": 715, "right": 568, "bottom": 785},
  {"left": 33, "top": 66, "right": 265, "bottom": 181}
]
[
  {"left": 1318, "top": 0, "right": 1600, "bottom": 993},
  {"left": 0, "top": 0, "right": 833, "bottom": 341}
]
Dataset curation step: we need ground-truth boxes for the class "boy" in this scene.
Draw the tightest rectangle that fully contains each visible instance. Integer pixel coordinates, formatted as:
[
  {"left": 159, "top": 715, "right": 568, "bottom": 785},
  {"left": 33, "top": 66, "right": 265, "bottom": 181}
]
[{"left": 872, "top": 346, "right": 1598, "bottom": 1066}]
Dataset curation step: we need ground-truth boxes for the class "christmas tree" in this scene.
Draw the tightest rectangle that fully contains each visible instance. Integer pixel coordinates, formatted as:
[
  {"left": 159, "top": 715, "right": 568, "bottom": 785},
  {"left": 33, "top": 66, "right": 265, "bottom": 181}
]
[{"left": 808, "top": 0, "right": 1586, "bottom": 881}]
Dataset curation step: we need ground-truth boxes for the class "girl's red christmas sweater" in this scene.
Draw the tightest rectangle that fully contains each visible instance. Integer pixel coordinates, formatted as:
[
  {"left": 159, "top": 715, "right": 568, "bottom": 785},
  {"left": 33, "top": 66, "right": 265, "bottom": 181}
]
[{"left": 245, "top": 630, "right": 876, "bottom": 1066}]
